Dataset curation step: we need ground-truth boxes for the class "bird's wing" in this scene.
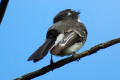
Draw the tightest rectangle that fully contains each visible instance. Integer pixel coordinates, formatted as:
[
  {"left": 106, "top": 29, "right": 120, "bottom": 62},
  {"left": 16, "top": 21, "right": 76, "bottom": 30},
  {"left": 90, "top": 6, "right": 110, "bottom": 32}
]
[
  {"left": 50, "top": 29, "right": 83, "bottom": 55},
  {"left": 60, "top": 29, "right": 82, "bottom": 46}
]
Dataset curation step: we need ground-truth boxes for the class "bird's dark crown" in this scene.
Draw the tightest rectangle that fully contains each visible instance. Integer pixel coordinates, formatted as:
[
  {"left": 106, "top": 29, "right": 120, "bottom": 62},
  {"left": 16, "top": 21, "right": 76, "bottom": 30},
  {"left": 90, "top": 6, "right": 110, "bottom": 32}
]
[{"left": 53, "top": 9, "right": 80, "bottom": 23}]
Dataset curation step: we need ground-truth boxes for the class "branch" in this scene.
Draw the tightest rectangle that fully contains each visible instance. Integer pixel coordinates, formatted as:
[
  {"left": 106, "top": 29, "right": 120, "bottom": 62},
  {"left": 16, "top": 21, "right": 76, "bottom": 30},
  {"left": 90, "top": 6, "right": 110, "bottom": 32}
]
[
  {"left": 14, "top": 37, "right": 120, "bottom": 80},
  {"left": 0, "top": 0, "right": 9, "bottom": 24}
]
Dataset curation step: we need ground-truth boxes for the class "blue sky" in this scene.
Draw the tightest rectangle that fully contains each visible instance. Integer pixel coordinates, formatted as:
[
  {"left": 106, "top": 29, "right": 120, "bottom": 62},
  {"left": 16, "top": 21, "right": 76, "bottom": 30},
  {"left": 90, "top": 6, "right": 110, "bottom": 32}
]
[{"left": 0, "top": 0, "right": 120, "bottom": 80}]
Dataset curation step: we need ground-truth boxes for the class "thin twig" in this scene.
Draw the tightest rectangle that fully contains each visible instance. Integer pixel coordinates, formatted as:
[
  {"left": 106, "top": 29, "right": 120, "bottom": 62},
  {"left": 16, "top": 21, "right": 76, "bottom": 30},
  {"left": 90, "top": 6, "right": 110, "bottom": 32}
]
[{"left": 14, "top": 37, "right": 120, "bottom": 80}]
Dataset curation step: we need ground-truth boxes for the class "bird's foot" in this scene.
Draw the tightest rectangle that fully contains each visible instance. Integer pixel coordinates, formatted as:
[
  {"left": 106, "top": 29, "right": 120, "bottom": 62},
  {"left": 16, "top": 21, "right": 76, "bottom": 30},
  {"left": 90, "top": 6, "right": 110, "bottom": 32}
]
[
  {"left": 75, "top": 58, "right": 80, "bottom": 62},
  {"left": 72, "top": 52, "right": 76, "bottom": 57},
  {"left": 72, "top": 52, "right": 80, "bottom": 62}
]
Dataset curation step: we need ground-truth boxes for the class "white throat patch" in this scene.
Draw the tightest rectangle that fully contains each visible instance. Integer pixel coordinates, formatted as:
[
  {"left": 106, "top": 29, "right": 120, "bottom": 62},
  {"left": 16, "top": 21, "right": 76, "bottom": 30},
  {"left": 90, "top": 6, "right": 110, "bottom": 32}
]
[{"left": 68, "top": 12, "right": 71, "bottom": 16}]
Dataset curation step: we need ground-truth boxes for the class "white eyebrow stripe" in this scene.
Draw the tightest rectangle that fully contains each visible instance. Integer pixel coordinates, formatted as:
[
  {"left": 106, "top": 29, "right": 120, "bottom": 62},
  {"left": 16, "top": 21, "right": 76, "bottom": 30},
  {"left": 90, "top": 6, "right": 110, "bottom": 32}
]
[
  {"left": 68, "top": 12, "right": 71, "bottom": 15},
  {"left": 70, "top": 9, "right": 74, "bottom": 11}
]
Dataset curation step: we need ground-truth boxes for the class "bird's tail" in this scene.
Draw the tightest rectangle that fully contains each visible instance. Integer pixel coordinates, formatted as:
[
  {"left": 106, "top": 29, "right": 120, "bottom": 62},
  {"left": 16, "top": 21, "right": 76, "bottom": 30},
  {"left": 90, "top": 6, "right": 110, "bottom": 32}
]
[{"left": 28, "top": 38, "right": 56, "bottom": 62}]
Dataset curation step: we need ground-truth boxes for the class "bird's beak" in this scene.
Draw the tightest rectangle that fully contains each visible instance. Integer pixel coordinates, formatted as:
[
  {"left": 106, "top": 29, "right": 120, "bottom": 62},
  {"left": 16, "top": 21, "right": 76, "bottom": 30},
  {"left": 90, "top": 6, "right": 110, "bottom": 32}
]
[{"left": 77, "top": 11, "right": 80, "bottom": 14}]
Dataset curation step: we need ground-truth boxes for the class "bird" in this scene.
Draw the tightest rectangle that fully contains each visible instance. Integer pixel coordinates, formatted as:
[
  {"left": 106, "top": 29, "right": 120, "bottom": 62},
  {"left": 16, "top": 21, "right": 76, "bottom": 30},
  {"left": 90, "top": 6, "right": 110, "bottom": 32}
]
[{"left": 28, "top": 9, "right": 87, "bottom": 63}]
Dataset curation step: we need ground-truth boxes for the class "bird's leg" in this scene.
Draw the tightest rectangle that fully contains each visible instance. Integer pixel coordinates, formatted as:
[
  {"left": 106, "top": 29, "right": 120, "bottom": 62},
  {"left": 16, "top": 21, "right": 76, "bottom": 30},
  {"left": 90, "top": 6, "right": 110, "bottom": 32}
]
[
  {"left": 72, "top": 52, "right": 76, "bottom": 57},
  {"left": 72, "top": 52, "right": 80, "bottom": 62},
  {"left": 50, "top": 54, "right": 54, "bottom": 71},
  {"left": 50, "top": 54, "right": 54, "bottom": 65}
]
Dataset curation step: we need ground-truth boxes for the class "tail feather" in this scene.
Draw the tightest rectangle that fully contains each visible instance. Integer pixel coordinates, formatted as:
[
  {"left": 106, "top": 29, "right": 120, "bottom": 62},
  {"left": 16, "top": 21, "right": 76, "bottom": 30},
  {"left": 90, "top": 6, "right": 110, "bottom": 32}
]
[{"left": 28, "top": 38, "right": 56, "bottom": 62}]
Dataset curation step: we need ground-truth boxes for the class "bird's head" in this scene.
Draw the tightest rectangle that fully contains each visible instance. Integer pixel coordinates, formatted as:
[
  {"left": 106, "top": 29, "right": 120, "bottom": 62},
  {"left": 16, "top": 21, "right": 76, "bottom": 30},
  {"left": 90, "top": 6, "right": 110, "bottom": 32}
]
[{"left": 53, "top": 9, "right": 80, "bottom": 23}]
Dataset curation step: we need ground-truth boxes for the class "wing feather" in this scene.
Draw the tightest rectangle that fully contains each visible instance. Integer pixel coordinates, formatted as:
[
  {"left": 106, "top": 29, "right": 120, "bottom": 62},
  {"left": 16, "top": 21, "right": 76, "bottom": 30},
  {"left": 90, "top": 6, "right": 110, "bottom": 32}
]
[{"left": 50, "top": 30, "right": 82, "bottom": 55}]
